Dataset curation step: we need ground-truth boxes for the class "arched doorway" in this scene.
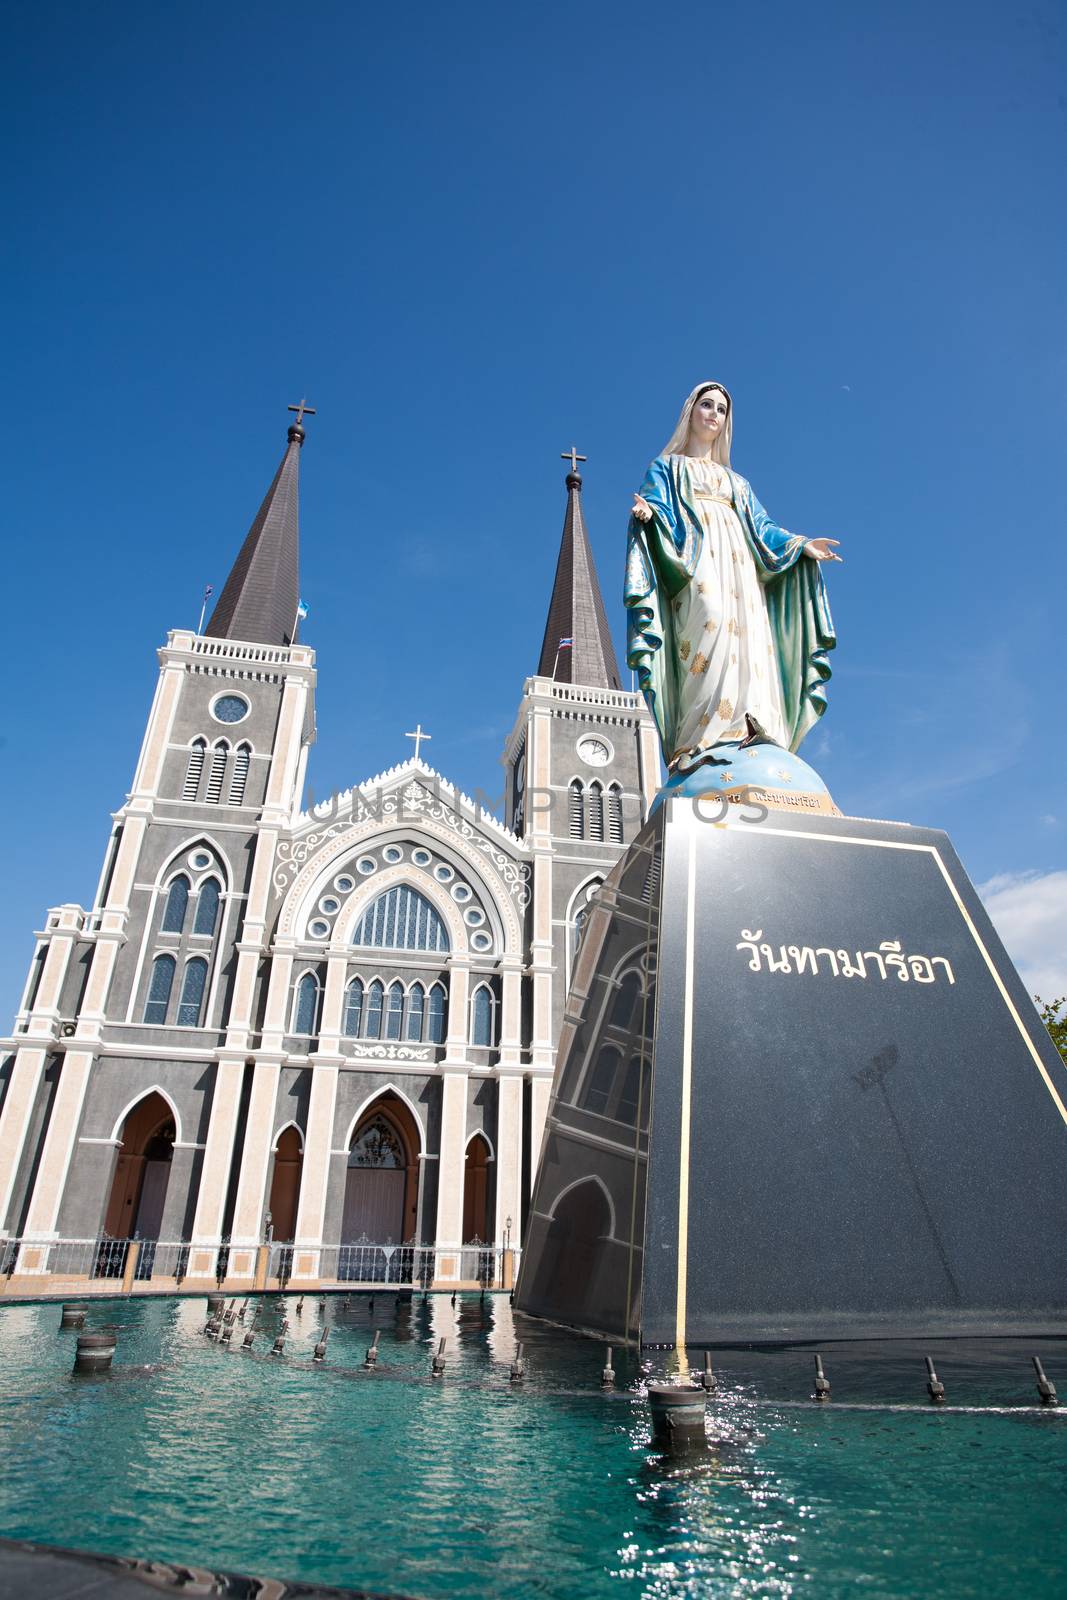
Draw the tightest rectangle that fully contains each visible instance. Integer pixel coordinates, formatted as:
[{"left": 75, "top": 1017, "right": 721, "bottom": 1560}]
[
  {"left": 530, "top": 1179, "right": 612, "bottom": 1325},
  {"left": 462, "top": 1135, "right": 493, "bottom": 1243},
  {"left": 342, "top": 1093, "right": 420, "bottom": 1246},
  {"left": 267, "top": 1126, "right": 303, "bottom": 1242},
  {"left": 104, "top": 1092, "right": 176, "bottom": 1240}
]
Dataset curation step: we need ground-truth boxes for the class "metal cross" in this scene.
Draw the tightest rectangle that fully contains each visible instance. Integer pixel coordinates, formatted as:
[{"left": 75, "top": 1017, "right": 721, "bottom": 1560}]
[
  {"left": 288, "top": 398, "right": 317, "bottom": 426},
  {"left": 561, "top": 446, "right": 587, "bottom": 473},
  {"left": 406, "top": 723, "right": 432, "bottom": 761}
]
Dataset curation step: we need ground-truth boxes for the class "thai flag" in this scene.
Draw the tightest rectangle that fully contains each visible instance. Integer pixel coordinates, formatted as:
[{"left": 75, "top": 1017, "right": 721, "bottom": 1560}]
[{"left": 558, "top": 637, "right": 573, "bottom": 650}]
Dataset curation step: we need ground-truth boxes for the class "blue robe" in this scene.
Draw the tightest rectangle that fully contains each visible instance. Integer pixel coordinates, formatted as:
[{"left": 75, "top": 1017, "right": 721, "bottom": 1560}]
[{"left": 624, "top": 455, "right": 836, "bottom": 761}]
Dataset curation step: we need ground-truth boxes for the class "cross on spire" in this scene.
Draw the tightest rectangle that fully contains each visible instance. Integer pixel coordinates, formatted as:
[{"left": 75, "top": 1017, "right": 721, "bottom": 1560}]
[
  {"left": 561, "top": 446, "right": 587, "bottom": 475},
  {"left": 406, "top": 723, "right": 432, "bottom": 762},
  {"left": 288, "top": 398, "right": 317, "bottom": 428}
]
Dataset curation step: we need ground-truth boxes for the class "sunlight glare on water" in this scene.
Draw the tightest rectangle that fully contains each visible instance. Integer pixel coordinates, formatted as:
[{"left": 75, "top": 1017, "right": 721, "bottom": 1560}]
[{"left": 0, "top": 1296, "right": 1064, "bottom": 1599}]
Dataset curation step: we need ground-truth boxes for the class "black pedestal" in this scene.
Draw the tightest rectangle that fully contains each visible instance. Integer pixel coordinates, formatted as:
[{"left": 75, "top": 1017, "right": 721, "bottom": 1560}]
[{"left": 515, "top": 802, "right": 1067, "bottom": 1346}]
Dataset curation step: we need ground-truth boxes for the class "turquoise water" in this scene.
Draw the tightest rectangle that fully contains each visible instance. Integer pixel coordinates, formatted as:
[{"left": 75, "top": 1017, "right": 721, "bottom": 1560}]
[{"left": 1, "top": 1295, "right": 1065, "bottom": 1598}]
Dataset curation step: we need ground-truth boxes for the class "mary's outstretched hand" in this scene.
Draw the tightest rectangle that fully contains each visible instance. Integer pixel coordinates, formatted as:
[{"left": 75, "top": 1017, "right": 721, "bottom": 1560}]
[
  {"left": 803, "top": 538, "right": 842, "bottom": 563},
  {"left": 632, "top": 493, "right": 653, "bottom": 524}
]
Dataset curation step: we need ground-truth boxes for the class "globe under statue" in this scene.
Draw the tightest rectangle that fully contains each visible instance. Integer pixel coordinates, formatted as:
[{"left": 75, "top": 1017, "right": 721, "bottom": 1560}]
[{"left": 625, "top": 380, "right": 841, "bottom": 811}]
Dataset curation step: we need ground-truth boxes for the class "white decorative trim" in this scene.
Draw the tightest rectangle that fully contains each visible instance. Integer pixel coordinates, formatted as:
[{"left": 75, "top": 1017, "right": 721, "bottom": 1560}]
[
  {"left": 339, "top": 1081, "right": 427, "bottom": 1157},
  {"left": 548, "top": 1172, "right": 617, "bottom": 1238},
  {"left": 109, "top": 1084, "right": 183, "bottom": 1145}
]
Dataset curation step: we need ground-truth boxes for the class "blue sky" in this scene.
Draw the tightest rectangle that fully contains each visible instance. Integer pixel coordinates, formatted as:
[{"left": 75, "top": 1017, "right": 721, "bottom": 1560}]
[{"left": 2, "top": 0, "right": 1065, "bottom": 1012}]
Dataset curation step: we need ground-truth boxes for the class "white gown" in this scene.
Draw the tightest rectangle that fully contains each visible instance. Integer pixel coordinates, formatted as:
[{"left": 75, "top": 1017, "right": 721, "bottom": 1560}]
[{"left": 668, "top": 454, "right": 789, "bottom": 757}]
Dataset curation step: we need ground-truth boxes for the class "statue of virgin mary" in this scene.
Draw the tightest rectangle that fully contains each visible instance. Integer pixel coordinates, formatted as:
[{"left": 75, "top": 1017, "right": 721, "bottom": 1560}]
[{"left": 625, "top": 382, "right": 839, "bottom": 782}]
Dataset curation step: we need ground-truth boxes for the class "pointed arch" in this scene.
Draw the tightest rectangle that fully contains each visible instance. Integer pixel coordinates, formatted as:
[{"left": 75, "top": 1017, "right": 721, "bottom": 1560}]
[
  {"left": 549, "top": 1173, "right": 618, "bottom": 1241},
  {"left": 110, "top": 1085, "right": 183, "bottom": 1147},
  {"left": 154, "top": 835, "right": 232, "bottom": 895},
  {"left": 426, "top": 980, "right": 447, "bottom": 1044},
  {"left": 182, "top": 739, "right": 207, "bottom": 801},
  {"left": 205, "top": 741, "right": 230, "bottom": 804},
  {"left": 160, "top": 875, "right": 190, "bottom": 934},
  {"left": 143, "top": 953, "right": 176, "bottom": 1023},
  {"left": 291, "top": 969, "right": 320, "bottom": 1036},
  {"left": 176, "top": 956, "right": 208, "bottom": 1027},
  {"left": 586, "top": 779, "right": 605, "bottom": 843},
  {"left": 352, "top": 884, "right": 450, "bottom": 954},
  {"left": 470, "top": 981, "right": 496, "bottom": 1047},
  {"left": 272, "top": 1118, "right": 305, "bottom": 1150},
  {"left": 228, "top": 742, "right": 252, "bottom": 805},
  {"left": 568, "top": 779, "right": 585, "bottom": 839},
  {"left": 339, "top": 1081, "right": 427, "bottom": 1160},
  {"left": 403, "top": 980, "right": 425, "bottom": 1042},
  {"left": 192, "top": 876, "right": 221, "bottom": 937},
  {"left": 342, "top": 976, "right": 364, "bottom": 1038},
  {"left": 607, "top": 782, "right": 624, "bottom": 844}
]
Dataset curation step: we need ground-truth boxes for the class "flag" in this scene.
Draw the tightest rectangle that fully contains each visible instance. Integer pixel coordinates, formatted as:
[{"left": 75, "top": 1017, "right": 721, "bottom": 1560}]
[
  {"left": 296, "top": 599, "right": 309, "bottom": 620},
  {"left": 558, "top": 637, "right": 573, "bottom": 650},
  {"left": 203, "top": 584, "right": 214, "bottom": 599}
]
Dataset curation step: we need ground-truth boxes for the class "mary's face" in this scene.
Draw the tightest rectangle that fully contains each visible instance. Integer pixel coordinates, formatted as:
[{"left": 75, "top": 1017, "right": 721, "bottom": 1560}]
[{"left": 687, "top": 389, "right": 729, "bottom": 450}]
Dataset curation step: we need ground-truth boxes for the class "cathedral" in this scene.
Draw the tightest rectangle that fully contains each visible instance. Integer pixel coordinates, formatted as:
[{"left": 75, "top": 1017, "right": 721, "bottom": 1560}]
[{"left": 0, "top": 411, "right": 659, "bottom": 1290}]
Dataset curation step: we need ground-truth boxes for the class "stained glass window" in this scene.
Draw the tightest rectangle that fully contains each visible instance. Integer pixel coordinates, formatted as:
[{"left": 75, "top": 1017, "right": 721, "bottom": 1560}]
[
  {"left": 427, "top": 982, "right": 447, "bottom": 1044},
  {"left": 293, "top": 972, "right": 318, "bottom": 1035},
  {"left": 352, "top": 886, "right": 449, "bottom": 953},
  {"left": 364, "top": 980, "right": 384, "bottom": 1039},
  {"left": 405, "top": 983, "right": 425, "bottom": 1041},
  {"left": 385, "top": 981, "right": 404, "bottom": 1040},
  {"left": 193, "top": 878, "right": 220, "bottom": 937},
  {"left": 177, "top": 957, "right": 208, "bottom": 1027},
  {"left": 343, "top": 979, "right": 364, "bottom": 1037},
  {"left": 143, "top": 954, "right": 176, "bottom": 1024},
  {"left": 161, "top": 875, "right": 189, "bottom": 934}
]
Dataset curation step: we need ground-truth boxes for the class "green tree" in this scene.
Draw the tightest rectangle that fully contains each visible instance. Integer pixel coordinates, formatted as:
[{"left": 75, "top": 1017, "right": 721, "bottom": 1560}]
[{"left": 1036, "top": 995, "right": 1067, "bottom": 1064}]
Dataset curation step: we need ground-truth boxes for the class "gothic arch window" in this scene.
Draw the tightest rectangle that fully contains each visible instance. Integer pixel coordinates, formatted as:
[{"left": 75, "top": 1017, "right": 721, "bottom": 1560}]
[
  {"left": 385, "top": 980, "right": 405, "bottom": 1040},
  {"left": 228, "top": 743, "right": 252, "bottom": 806},
  {"left": 143, "top": 954, "right": 176, "bottom": 1024},
  {"left": 569, "top": 780, "right": 584, "bottom": 840},
  {"left": 193, "top": 877, "right": 221, "bottom": 937},
  {"left": 572, "top": 878, "right": 603, "bottom": 961},
  {"left": 205, "top": 741, "right": 229, "bottom": 805},
  {"left": 404, "top": 982, "right": 425, "bottom": 1041},
  {"left": 610, "top": 969, "right": 643, "bottom": 1031},
  {"left": 587, "top": 780, "right": 605, "bottom": 843},
  {"left": 352, "top": 885, "right": 449, "bottom": 953},
  {"left": 426, "top": 981, "right": 447, "bottom": 1045},
  {"left": 182, "top": 740, "right": 207, "bottom": 801},
  {"left": 470, "top": 983, "right": 497, "bottom": 1048},
  {"left": 176, "top": 957, "right": 208, "bottom": 1027},
  {"left": 343, "top": 978, "right": 364, "bottom": 1038},
  {"left": 584, "top": 1044, "right": 621, "bottom": 1116},
  {"left": 292, "top": 971, "right": 320, "bottom": 1037},
  {"left": 364, "top": 979, "right": 385, "bottom": 1040},
  {"left": 161, "top": 875, "right": 190, "bottom": 935},
  {"left": 617, "top": 1054, "right": 650, "bottom": 1128},
  {"left": 607, "top": 783, "right": 624, "bottom": 844}
]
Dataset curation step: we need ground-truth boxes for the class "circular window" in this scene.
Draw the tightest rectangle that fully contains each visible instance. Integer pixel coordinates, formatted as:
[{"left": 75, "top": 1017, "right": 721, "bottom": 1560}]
[
  {"left": 212, "top": 694, "right": 250, "bottom": 725},
  {"left": 319, "top": 896, "right": 340, "bottom": 914},
  {"left": 464, "top": 908, "right": 485, "bottom": 927},
  {"left": 471, "top": 932, "right": 492, "bottom": 952},
  {"left": 189, "top": 851, "right": 211, "bottom": 869},
  {"left": 451, "top": 884, "right": 472, "bottom": 903},
  {"left": 308, "top": 919, "right": 330, "bottom": 939},
  {"left": 383, "top": 845, "right": 403, "bottom": 864},
  {"left": 434, "top": 864, "right": 454, "bottom": 883},
  {"left": 357, "top": 857, "right": 377, "bottom": 876},
  {"left": 334, "top": 875, "right": 355, "bottom": 893},
  {"left": 412, "top": 849, "right": 432, "bottom": 867}
]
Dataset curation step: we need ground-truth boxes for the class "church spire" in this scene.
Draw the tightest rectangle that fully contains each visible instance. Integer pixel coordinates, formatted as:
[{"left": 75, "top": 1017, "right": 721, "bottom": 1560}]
[
  {"left": 204, "top": 401, "right": 314, "bottom": 648},
  {"left": 536, "top": 449, "right": 622, "bottom": 690}
]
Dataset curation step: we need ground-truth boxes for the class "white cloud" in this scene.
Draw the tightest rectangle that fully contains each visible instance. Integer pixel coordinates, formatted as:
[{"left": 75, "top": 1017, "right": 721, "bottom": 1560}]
[{"left": 978, "top": 869, "right": 1067, "bottom": 1001}]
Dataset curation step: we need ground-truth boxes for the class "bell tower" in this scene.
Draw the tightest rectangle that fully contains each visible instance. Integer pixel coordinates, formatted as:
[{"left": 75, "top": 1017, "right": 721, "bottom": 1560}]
[{"left": 503, "top": 451, "right": 660, "bottom": 1102}]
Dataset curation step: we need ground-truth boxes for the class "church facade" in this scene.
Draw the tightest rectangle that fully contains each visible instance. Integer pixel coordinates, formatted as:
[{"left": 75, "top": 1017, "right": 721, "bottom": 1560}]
[{"left": 0, "top": 415, "right": 659, "bottom": 1288}]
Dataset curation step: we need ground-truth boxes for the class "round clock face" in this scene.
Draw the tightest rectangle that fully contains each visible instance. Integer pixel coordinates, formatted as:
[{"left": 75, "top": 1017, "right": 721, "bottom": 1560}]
[{"left": 577, "top": 736, "right": 611, "bottom": 767}]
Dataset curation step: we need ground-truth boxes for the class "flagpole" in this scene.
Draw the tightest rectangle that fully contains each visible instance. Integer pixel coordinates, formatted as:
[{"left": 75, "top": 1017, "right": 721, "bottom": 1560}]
[{"left": 196, "top": 585, "right": 212, "bottom": 635}]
